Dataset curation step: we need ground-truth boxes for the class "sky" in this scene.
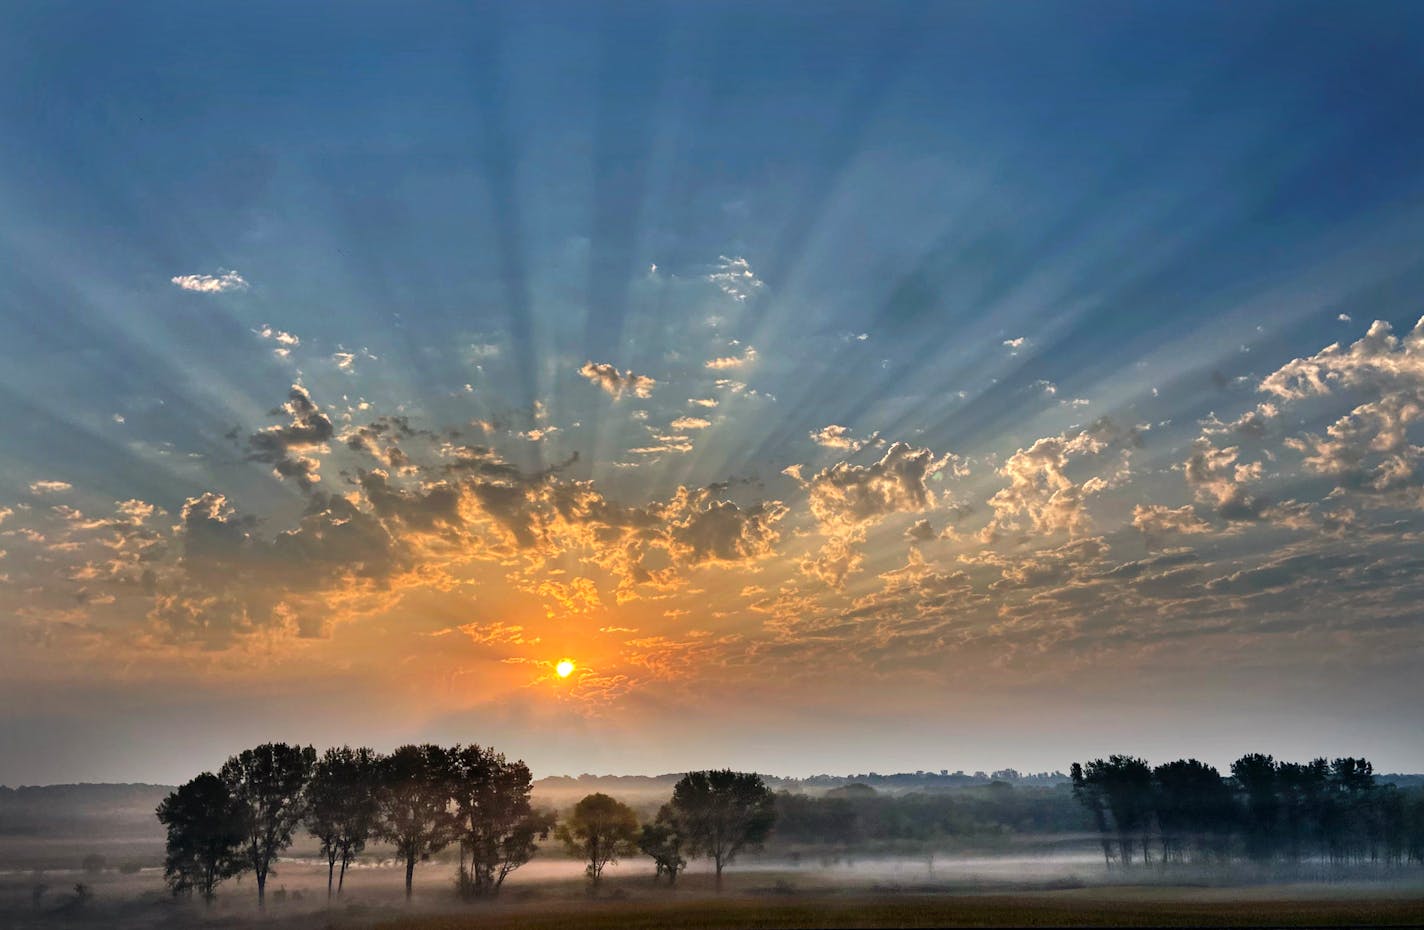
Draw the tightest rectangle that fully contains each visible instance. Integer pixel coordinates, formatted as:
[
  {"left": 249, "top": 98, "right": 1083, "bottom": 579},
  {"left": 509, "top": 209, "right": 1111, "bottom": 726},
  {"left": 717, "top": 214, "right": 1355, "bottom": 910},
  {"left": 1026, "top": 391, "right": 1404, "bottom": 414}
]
[{"left": 3, "top": 1, "right": 1424, "bottom": 786}]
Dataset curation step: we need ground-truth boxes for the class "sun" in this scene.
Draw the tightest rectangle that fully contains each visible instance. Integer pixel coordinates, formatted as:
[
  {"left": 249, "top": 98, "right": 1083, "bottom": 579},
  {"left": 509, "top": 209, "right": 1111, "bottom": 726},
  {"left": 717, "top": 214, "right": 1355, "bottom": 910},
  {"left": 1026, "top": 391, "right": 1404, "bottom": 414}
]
[{"left": 555, "top": 659, "right": 575, "bottom": 679}]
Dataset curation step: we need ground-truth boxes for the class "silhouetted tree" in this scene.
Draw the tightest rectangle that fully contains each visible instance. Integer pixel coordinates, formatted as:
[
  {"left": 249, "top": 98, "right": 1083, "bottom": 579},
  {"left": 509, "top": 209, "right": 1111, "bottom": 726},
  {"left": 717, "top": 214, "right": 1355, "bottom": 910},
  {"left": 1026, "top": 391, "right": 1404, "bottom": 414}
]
[
  {"left": 375, "top": 744, "right": 456, "bottom": 900},
  {"left": 1080, "top": 757, "right": 1154, "bottom": 866},
  {"left": 1152, "top": 759, "right": 1235, "bottom": 863},
  {"left": 1327, "top": 756, "right": 1376, "bottom": 864},
  {"left": 448, "top": 744, "right": 554, "bottom": 898},
  {"left": 1231, "top": 753, "right": 1279, "bottom": 862},
  {"left": 1071, "top": 763, "right": 1115, "bottom": 867},
  {"left": 156, "top": 772, "right": 246, "bottom": 904},
  {"left": 556, "top": 793, "right": 640, "bottom": 888},
  {"left": 670, "top": 770, "right": 777, "bottom": 890},
  {"left": 219, "top": 743, "right": 316, "bottom": 907},
  {"left": 305, "top": 746, "right": 381, "bottom": 898},
  {"left": 1276, "top": 759, "right": 1330, "bottom": 862},
  {"left": 639, "top": 804, "right": 688, "bottom": 885}
]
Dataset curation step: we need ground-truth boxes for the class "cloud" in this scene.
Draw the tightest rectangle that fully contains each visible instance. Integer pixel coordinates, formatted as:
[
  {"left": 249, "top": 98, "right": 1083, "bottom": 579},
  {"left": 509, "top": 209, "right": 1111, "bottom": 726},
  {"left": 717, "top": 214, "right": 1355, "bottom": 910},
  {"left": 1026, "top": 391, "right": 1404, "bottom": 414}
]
[
  {"left": 661, "top": 487, "right": 788, "bottom": 565},
  {"left": 905, "top": 519, "right": 936, "bottom": 542},
  {"left": 246, "top": 385, "right": 336, "bottom": 490},
  {"left": 29, "top": 480, "right": 73, "bottom": 495},
  {"left": 705, "top": 346, "right": 758, "bottom": 370},
  {"left": 171, "top": 270, "right": 248, "bottom": 293},
  {"left": 670, "top": 416, "right": 711, "bottom": 431},
  {"left": 1184, "top": 438, "right": 1271, "bottom": 522},
  {"left": 254, "top": 324, "right": 300, "bottom": 358},
  {"left": 983, "top": 419, "right": 1133, "bottom": 540},
  {"left": 431, "top": 621, "right": 539, "bottom": 647},
  {"left": 807, "top": 442, "right": 958, "bottom": 533},
  {"left": 1131, "top": 504, "right": 1211, "bottom": 542},
  {"left": 578, "top": 361, "right": 657, "bottom": 399},
  {"left": 707, "top": 256, "right": 764, "bottom": 301},
  {"left": 689, "top": 398, "right": 719, "bottom": 408},
  {"left": 810, "top": 425, "right": 878, "bottom": 452}
]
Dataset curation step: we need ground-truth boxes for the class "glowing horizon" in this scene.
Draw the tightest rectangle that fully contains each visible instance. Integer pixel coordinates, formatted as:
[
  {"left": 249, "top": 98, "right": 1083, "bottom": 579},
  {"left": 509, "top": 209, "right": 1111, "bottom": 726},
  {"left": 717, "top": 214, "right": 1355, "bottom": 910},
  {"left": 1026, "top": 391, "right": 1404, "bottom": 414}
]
[{"left": 3, "top": 2, "right": 1424, "bottom": 786}]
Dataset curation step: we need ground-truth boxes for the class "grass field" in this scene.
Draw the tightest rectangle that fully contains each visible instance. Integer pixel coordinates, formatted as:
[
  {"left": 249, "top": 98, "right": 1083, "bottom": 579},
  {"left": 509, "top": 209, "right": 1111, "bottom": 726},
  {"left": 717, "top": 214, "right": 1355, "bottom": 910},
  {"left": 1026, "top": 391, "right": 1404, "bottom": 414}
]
[
  {"left": 5, "top": 857, "right": 1423, "bottom": 929},
  {"left": 377, "top": 890, "right": 1424, "bottom": 930}
]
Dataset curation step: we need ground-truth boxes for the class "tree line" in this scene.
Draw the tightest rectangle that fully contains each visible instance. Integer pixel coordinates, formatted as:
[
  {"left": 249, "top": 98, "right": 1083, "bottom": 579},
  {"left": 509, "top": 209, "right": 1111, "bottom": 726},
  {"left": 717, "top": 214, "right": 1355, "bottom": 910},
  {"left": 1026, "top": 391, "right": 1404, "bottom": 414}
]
[
  {"left": 770, "top": 781, "right": 1086, "bottom": 849},
  {"left": 156, "top": 743, "right": 775, "bottom": 906},
  {"left": 1071, "top": 754, "right": 1424, "bottom": 868}
]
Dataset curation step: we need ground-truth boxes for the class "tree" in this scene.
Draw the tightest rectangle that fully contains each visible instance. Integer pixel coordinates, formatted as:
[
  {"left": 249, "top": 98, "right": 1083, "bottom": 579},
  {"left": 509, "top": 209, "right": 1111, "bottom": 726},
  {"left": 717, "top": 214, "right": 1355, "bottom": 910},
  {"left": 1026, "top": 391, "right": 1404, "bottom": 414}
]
[
  {"left": 305, "top": 746, "right": 381, "bottom": 898},
  {"left": 670, "top": 770, "right": 777, "bottom": 890},
  {"left": 1152, "top": 759, "right": 1235, "bottom": 863},
  {"left": 556, "top": 793, "right": 640, "bottom": 888},
  {"left": 448, "top": 744, "right": 554, "bottom": 898},
  {"left": 639, "top": 804, "right": 687, "bottom": 885},
  {"left": 155, "top": 772, "right": 246, "bottom": 904},
  {"left": 219, "top": 743, "right": 315, "bottom": 907},
  {"left": 1231, "top": 753, "right": 1279, "bottom": 862},
  {"left": 1070, "top": 763, "right": 1115, "bottom": 867},
  {"left": 375, "top": 744, "right": 456, "bottom": 900},
  {"left": 1078, "top": 757, "right": 1154, "bottom": 866}
]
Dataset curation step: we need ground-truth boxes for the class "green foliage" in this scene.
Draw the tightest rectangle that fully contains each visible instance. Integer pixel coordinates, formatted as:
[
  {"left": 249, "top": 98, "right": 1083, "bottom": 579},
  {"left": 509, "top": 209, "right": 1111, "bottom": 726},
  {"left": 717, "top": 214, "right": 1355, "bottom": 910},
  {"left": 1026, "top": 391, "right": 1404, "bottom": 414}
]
[
  {"left": 773, "top": 782, "right": 1086, "bottom": 850},
  {"left": 670, "top": 770, "right": 776, "bottom": 889},
  {"left": 376, "top": 744, "right": 458, "bottom": 899},
  {"left": 1069, "top": 752, "right": 1424, "bottom": 868},
  {"left": 556, "top": 792, "right": 640, "bottom": 886},
  {"left": 638, "top": 803, "right": 688, "bottom": 885},
  {"left": 449, "top": 744, "right": 555, "bottom": 899},
  {"left": 219, "top": 742, "right": 317, "bottom": 906},
  {"left": 155, "top": 772, "right": 245, "bottom": 903},
  {"left": 305, "top": 745, "right": 381, "bottom": 897}
]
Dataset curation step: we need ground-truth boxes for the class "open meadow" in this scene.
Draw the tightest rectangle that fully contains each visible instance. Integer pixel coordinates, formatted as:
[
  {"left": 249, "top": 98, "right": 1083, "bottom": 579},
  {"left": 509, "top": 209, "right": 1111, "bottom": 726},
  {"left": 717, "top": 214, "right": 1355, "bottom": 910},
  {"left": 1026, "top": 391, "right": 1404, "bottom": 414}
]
[{"left": 5, "top": 849, "right": 1424, "bottom": 929}]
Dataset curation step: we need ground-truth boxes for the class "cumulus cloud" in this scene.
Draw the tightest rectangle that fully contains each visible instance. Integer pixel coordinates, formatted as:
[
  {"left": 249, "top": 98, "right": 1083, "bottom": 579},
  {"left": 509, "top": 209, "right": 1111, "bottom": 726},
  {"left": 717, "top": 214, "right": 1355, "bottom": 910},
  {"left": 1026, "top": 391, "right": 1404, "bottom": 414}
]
[
  {"left": 807, "top": 442, "right": 959, "bottom": 534},
  {"left": 661, "top": 487, "right": 788, "bottom": 565},
  {"left": 689, "top": 397, "right": 719, "bottom": 408},
  {"left": 707, "top": 255, "right": 764, "bottom": 301},
  {"left": 983, "top": 419, "right": 1133, "bottom": 540},
  {"left": 810, "top": 425, "right": 878, "bottom": 452},
  {"left": 171, "top": 269, "right": 248, "bottom": 293},
  {"left": 254, "top": 324, "right": 300, "bottom": 358},
  {"left": 578, "top": 361, "right": 657, "bottom": 399},
  {"left": 29, "top": 480, "right": 73, "bottom": 495},
  {"left": 246, "top": 385, "right": 335, "bottom": 490},
  {"left": 1131, "top": 504, "right": 1211, "bottom": 545},
  {"left": 670, "top": 416, "right": 711, "bottom": 431},
  {"left": 1183, "top": 439, "right": 1274, "bottom": 522},
  {"left": 1241, "top": 318, "right": 1424, "bottom": 504},
  {"left": 705, "top": 346, "right": 758, "bottom": 370}
]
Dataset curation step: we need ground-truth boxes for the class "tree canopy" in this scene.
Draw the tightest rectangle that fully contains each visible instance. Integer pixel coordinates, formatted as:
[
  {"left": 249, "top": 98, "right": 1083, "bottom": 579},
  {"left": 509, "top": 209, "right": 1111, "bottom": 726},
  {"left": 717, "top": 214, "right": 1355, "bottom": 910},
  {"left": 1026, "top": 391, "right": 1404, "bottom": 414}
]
[
  {"left": 556, "top": 793, "right": 640, "bottom": 887},
  {"left": 670, "top": 770, "right": 776, "bottom": 890}
]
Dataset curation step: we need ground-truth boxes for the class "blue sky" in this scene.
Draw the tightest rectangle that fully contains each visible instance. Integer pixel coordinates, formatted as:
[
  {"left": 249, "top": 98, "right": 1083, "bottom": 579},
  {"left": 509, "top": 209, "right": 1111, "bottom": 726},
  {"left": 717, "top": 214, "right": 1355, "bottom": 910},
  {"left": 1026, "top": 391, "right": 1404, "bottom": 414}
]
[{"left": 3, "top": 1, "right": 1424, "bottom": 784}]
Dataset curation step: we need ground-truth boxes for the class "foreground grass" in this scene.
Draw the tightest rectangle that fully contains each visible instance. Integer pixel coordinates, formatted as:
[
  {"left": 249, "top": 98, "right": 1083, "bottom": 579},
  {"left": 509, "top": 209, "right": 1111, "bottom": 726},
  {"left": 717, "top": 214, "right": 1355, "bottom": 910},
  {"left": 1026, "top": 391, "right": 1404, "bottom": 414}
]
[{"left": 377, "top": 890, "right": 1424, "bottom": 930}]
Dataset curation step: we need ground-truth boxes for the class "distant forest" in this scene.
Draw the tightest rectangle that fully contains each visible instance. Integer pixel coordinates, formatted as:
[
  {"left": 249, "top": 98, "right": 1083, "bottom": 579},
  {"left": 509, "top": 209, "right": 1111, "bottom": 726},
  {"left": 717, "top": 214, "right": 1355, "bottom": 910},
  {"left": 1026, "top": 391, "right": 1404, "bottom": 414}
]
[{"left": 4, "top": 752, "right": 1423, "bottom": 898}]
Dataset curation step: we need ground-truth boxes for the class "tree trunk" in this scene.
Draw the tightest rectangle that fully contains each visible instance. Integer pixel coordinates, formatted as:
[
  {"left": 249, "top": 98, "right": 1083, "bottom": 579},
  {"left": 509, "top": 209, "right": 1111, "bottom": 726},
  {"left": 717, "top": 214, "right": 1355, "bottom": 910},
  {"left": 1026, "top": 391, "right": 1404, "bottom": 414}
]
[
  {"left": 338, "top": 856, "right": 349, "bottom": 894},
  {"left": 715, "top": 858, "right": 724, "bottom": 892},
  {"left": 257, "top": 867, "right": 267, "bottom": 907},
  {"left": 404, "top": 856, "right": 415, "bottom": 900},
  {"left": 327, "top": 855, "right": 335, "bottom": 899}
]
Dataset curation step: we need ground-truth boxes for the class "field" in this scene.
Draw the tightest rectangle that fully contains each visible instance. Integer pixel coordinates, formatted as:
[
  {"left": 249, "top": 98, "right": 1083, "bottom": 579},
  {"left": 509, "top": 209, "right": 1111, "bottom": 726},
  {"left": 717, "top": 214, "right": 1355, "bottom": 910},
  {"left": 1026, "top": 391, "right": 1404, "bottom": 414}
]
[
  {"left": 4, "top": 855, "right": 1424, "bottom": 929},
  {"left": 4, "top": 785, "right": 1423, "bottom": 928}
]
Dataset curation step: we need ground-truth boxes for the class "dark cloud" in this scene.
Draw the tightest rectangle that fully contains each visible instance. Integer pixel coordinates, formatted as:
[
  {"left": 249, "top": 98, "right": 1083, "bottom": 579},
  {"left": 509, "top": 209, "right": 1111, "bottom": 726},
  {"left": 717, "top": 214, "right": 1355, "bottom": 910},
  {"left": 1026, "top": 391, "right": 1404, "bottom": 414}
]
[{"left": 246, "top": 385, "right": 335, "bottom": 490}]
